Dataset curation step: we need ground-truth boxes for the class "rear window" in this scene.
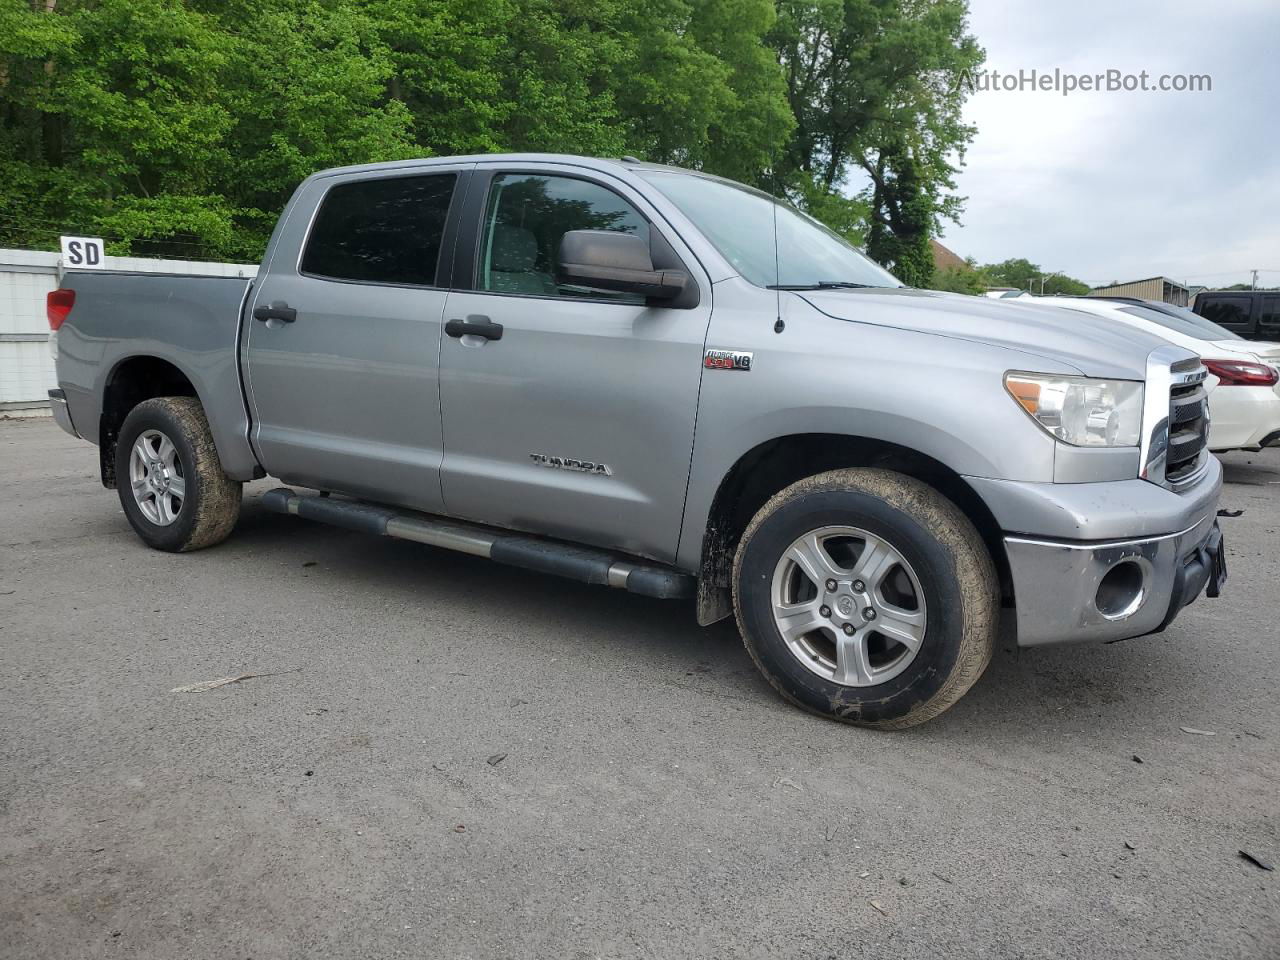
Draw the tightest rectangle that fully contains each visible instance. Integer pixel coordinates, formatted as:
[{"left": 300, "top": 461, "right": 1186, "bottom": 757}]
[
  {"left": 1118, "top": 304, "right": 1241, "bottom": 341},
  {"left": 301, "top": 174, "right": 456, "bottom": 285},
  {"left": 1197, "top": 296, "right": 1253, "bottom": 331}
]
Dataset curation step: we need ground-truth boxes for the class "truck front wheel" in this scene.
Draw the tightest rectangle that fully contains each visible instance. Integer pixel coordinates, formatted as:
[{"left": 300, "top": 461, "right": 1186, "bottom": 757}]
[
  {"left": 115, "top": 397, "right": 242, "bottom": 552},
  {"left": 733, "top": 468, "right": 998, "bottom": 729}
]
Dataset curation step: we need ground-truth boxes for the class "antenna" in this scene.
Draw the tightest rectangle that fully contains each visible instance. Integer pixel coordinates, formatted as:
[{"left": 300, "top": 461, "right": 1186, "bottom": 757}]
[{"left": 767, "top": 71, "right": 784, "bottom": 331}]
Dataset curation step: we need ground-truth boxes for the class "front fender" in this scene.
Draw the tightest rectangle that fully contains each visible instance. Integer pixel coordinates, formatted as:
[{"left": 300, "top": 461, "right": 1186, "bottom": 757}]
[{"left": 675, "top": 294, "right": 1065, "bottom": 572}]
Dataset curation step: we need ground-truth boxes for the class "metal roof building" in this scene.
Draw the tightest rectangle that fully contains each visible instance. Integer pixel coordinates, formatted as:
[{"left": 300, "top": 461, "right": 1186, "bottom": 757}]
[{"left": 1088, "top": 276, "right": 1190, "bottom": 306}]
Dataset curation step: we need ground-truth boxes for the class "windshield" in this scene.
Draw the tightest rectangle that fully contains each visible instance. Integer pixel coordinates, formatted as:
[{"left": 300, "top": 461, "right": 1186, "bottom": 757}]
[
  {"left": 639, "top": 171, "right": 902, "bottom": 290},
  {"left": 1118, "top": 304, "right": 1243, "bottom": 341}
]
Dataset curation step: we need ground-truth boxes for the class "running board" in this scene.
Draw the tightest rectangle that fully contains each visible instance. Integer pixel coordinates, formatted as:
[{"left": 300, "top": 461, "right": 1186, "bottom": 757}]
[{"left": 259, "top": 488, "right": 695, "bottom": 601}]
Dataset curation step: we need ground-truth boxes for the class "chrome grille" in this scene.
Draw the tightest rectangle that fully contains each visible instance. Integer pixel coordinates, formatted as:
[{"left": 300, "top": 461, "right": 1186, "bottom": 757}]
[
  {"left": 1140, "top": 348, "right": 1212, "bottom": 490},
  {"left": 1165, "top": 366, "right": 1209, "bottom": 486}
]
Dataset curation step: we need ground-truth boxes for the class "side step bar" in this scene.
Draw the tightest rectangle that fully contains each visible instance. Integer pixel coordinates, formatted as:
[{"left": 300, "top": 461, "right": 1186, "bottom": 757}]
[{"left": 260, "top": 488, "right": 696, "bottom": 601}]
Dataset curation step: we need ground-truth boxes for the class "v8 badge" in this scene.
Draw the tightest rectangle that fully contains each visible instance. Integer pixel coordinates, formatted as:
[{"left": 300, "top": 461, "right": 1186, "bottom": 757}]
[{"left": 704, "top": 349, "right": 753, "bottom": 371}]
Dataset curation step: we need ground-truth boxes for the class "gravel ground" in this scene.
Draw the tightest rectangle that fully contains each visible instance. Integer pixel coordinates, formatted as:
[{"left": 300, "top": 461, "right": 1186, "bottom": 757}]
[{"left": 1, "top": 416, "right": 1276, "bottom": 960}]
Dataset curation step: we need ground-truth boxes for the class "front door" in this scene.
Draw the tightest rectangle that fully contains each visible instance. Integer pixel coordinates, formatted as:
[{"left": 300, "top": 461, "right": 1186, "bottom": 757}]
[
  {"left": 438, "top": 166, "right": 712, "bottom": 562},
  {"left": 243, "top": 167, "right": 466, "bottom": 513}
]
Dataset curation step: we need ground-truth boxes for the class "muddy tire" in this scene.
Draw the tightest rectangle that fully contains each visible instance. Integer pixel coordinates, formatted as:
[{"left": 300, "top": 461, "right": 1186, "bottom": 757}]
[
  {"left": 115, "top": 397, "right": 242, "bottom": 552},
  {"left": 733, "top": 468, "right": 998, "bottom": 729}
]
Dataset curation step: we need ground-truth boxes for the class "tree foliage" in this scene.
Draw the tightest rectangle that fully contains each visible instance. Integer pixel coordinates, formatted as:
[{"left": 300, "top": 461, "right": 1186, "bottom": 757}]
[
  {"left": 768, "top": 0, "right": 982, "bottom": 284},
  {"left": 931, "top": 260, "right": 988, "bottom": 295},
  {"left": 928, "top": 254, "right": 1091, "bottom": 296},
  {"left": 982, "top": 257, "right": 1090, "bottom": 295},
  {"left": 2, "top": 0, "right": 980, "bottom": 268}
]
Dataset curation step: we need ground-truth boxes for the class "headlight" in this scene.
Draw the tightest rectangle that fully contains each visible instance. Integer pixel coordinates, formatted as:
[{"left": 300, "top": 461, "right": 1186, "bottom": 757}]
[{"left": 1005, "top": 373, "right": 1144, "bottom": 447}]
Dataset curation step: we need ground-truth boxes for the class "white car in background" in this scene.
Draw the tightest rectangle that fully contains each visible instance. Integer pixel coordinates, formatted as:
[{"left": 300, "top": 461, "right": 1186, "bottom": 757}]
[{"left": 1022, "top": 296, "right": 1280, "bottom": 452}]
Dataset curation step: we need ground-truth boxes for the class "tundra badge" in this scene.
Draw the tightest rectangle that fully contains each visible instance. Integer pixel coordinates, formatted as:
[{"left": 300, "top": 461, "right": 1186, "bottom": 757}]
[{"left": 529, "top": 454, "right": 613, "bottom": 476}]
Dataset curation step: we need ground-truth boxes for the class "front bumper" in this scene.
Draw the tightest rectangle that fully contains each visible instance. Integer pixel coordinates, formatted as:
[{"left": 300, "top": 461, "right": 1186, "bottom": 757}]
[
  {"left": 972, "top": 457, "right": 1224, "bottom": 647},
  {"left": 1004, "top": 515, "right": 1223, "bottom": 646},
  {"left": 49, "top": 388, "right": 79, "bottom": 438}
]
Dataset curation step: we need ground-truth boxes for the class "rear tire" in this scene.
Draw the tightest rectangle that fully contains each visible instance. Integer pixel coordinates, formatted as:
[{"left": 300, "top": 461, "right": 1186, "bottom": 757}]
[
  {"left": 732, "top": 468, "right": 998, "bottom": 729},
  {"left": 115, "top": 397, "right": 242, "bottom": 552}
]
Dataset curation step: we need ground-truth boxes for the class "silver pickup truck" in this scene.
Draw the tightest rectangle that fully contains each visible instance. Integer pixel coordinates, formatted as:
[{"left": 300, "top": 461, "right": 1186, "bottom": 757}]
[{"left": 47, "top": 154, "right": 1226, "bottom": 728}]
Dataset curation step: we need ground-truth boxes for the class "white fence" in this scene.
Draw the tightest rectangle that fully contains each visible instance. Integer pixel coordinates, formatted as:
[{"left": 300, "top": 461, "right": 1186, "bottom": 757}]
[{"left": 0, "top": 248, "right": 256, "bottom": 412}]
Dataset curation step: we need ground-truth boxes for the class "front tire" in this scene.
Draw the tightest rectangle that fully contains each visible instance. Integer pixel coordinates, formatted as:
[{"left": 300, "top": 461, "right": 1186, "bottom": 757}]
[
  {"left": 733, "top": 468, "right": 998, "bottom": 729},
  {"left": 115, "top": 397, "right": 242, "bottom": 552}
]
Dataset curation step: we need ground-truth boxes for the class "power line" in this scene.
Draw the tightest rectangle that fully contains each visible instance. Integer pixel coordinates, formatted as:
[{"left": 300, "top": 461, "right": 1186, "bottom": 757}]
[{"left": 1180, "top": 268, "right": 1280, "bottom": 279}]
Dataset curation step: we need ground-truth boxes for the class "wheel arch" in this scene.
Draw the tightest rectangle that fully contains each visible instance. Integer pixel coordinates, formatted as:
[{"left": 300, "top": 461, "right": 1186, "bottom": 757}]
[
  {"left": 691, "top": 433, "right": 1010, "bottom": 625},
  {"left": 98, "top": 354, "right": 201, "bottom": 488}
]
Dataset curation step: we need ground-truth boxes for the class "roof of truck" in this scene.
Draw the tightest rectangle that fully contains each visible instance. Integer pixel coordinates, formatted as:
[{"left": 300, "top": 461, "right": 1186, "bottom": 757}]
[{"left": 306, "top": 153, "right": 692, "bottom": 181}]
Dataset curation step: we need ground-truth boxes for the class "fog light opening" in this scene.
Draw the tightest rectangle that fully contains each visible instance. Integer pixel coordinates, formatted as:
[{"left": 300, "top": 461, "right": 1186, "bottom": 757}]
[{"left": 1096, "top": 560, "right": 1146, "bottom": 620}]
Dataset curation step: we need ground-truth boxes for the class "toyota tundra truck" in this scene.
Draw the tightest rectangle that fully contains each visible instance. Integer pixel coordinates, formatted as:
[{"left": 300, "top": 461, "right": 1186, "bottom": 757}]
[{"left": 46, "top": 154, "right": 1227, "bottom": 728}]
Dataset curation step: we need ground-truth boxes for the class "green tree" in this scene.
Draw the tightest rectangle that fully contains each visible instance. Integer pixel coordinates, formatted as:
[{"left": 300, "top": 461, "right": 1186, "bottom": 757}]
[
  {"left": 931, "top": 256, "right": 991, "bottom": 295},
  {"left": 864, "top": 140, "right": 933, "bottom": 285},
  {"left": 983, "top": 258, "right": 1089, "bottom": 295},
  {"left": 1040, "top": 272, "right": 1089, "bottom": 296},
  {"left": 2, "top": 0, "right": 970, "bottom": 266},
  {"left": 0, "top": 0, "right": 417, "bottom": 259},
  {"left": 768, "top": 0, "right": 982, "bottom": 273},
  {"left": 1, "top": 0, "right": 233, "bottom": 253},
  {"left": 371, "top": 0, "right": 792, "bottom": 180},
  {"left": 984, "top": 257, "right": 1041, "bottom": 291}
]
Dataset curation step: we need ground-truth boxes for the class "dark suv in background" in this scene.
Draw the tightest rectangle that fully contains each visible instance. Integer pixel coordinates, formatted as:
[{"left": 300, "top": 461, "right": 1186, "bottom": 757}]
[{"left": 1193, "top": 290, "right": 1280, "bottom": 341}]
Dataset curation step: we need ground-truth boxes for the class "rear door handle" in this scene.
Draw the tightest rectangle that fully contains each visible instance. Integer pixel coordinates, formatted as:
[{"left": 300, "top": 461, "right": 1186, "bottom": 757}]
[
  {"left": 253, "top": 301, "right": 297, "bottom": 324},
  {"left": 445, "top": 315, "right": 503, "bottom": 341}
]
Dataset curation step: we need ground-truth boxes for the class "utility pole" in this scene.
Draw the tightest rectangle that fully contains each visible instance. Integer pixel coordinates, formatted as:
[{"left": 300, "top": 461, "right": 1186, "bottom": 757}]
[{"left": 1251, "top": 269, "right": 1259, "bottom": 290}]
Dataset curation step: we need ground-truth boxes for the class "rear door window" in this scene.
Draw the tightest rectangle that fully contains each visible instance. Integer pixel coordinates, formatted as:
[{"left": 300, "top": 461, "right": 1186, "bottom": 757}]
[
  {"left": 1198, "top": 296, "right": 1253, "bottom": 332},
  {"left": 301, "top": 174, "right": 457, "bottom": 286}
]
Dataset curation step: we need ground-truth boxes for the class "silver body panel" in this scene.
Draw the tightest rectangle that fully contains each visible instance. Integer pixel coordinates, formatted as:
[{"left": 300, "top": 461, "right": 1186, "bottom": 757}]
[
  {"left": 52, "top": 152, "right": 1223, "bottom": 647},
  {"left": 48, "top": 389, "right": 78, "bottom": 438},
  {"left": 240, "top": 162, "right": 475, "bottom": 513},
  {"left": 54, "top": 272, "right": 258, "bottom": 478},
  {"left": 1005, "top": 506, "right": 1218, "bottom": 647},
  {"left": 435, "top": 161, "right": 713, "bottom": 561},
  {"left": 966, "top": 456, "right": 1222, "bottom": 542}
]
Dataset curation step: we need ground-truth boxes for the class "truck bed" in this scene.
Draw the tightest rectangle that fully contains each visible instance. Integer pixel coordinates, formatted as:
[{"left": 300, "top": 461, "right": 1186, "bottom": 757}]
[{"left": 56, "top": 270, "right": 260, "bottom": 479}]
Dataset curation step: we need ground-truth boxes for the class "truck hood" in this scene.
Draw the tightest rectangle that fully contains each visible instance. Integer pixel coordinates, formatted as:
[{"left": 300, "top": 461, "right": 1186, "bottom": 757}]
[{"left": 800, "top": 287, "right": 1176, "bottom": 380}]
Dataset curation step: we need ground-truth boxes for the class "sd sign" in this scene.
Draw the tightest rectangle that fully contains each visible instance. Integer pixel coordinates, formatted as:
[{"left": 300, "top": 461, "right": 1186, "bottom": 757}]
[{"left": 60, "top": 236, "right": 105, "bottom": 269}]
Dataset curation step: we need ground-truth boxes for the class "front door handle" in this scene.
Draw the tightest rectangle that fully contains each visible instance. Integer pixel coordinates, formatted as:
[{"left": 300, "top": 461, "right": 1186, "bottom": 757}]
[
  {"left": 253, "top": 301, "right": 297, "bottom": 324},
  {"left": 445, "top": 315, "right": 503, "bottom": 341}
]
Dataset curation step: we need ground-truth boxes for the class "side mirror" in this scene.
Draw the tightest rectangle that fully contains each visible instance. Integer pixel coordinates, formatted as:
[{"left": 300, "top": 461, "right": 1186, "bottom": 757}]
[{"left": 557, "top": 230, "right": 688, "bottom": 301}]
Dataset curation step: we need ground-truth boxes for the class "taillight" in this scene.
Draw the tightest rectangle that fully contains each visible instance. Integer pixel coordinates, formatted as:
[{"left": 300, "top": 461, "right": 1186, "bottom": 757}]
[
  {"left": 47, "top": 288, "right": 75, "bottom": 331},
  {"left": 1202, "top": 358, "right": 1279, "bottom": 387}
]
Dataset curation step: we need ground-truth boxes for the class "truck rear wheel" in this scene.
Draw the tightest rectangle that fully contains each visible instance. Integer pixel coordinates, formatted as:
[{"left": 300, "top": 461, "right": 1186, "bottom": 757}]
[
  {"left": 732, "top": 468, "right": 998, "bottom": 729},
  {"left": 115, "top": 397, "right": 242, "bottom": 552}
]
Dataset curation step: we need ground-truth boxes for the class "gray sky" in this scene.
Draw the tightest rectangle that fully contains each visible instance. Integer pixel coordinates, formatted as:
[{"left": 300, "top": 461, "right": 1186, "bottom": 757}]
[{"left": 938, "top": 0, "right": 1280, "bottom": 289}]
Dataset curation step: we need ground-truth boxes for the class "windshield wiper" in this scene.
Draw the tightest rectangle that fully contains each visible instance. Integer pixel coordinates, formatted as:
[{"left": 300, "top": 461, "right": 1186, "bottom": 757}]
[{"left": 766, "top": 281, "right": 876, "bottom": 290}]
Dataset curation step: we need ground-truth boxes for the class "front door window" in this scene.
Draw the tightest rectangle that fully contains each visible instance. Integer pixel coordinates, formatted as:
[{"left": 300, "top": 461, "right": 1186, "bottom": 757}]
[{"left": 477, "top": 174, "right": 649, "bottom": 302}]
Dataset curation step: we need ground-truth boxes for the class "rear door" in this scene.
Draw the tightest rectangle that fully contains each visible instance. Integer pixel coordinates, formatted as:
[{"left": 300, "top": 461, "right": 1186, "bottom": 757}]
[
  {"left": 243, "top": 165, "right": 470, "bottom": 513},
  {"left": 436, "top": 163, "right": 712, "bottom": 562}
]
